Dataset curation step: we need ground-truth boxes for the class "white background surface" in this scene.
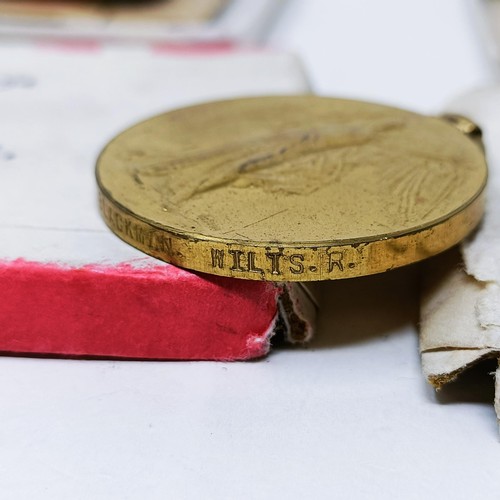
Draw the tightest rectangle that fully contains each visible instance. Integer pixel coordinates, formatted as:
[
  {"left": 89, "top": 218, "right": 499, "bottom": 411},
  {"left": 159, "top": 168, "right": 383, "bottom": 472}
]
[{"left": 2, "top": 1, "right": 500, "bottom": 499}]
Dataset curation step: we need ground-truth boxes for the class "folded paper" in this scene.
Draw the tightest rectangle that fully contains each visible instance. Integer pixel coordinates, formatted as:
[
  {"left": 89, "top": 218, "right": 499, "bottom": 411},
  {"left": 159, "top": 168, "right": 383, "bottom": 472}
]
[{"left": 420, "top": 86, "right": 500, "bottom": 425}]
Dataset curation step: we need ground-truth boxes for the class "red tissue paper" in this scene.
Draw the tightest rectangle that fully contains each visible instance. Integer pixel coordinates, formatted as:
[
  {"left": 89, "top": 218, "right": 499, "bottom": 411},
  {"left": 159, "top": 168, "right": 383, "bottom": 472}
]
[{"left": 0, "top": 260, "right": 283, "bottom": 360}]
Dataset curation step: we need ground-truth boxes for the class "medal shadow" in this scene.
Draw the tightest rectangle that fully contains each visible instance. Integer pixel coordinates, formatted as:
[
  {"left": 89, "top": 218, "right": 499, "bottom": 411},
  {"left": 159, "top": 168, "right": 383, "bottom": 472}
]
[
  {"left": 293, "top": 252, "right": 496, "bottom": 414},
  {"left": 299, "top": 263, "right": 421, "bottom": 349}
]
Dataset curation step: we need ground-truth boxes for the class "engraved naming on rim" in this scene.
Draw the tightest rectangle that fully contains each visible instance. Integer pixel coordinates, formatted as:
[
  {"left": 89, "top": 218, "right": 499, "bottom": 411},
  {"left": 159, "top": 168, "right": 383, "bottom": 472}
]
[
  {"left": 210, "top": 248, "right": 346, "bottom": 276},
  {"left": 100, "top": 195, "right": 173, "bottom": 254}
]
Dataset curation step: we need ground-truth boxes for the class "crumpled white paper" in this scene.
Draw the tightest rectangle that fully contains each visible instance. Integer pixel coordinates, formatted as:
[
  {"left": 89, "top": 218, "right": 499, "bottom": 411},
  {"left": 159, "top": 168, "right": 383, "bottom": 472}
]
[{"left": 420, "top": 86, "right": 500, "bottom": 421}]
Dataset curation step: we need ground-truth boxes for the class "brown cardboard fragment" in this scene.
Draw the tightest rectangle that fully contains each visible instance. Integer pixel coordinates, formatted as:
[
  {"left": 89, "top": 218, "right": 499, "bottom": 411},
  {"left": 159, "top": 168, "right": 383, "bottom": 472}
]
[{"left": 277, "top": 283, "right": 318, "bottom": 344}]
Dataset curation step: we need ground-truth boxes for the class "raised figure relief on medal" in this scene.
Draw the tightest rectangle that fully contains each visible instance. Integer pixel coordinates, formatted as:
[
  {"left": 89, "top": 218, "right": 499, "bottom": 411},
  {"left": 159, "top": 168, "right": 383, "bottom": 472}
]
[{"left": 133, "top": 118, "right": 402, "bottom": 204}]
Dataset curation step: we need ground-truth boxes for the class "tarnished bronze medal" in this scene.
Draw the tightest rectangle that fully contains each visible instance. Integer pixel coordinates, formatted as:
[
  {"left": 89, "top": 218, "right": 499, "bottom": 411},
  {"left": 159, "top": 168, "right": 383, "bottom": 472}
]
[{"left": 96, "top": 95, "right": 487, "bottom": 281}]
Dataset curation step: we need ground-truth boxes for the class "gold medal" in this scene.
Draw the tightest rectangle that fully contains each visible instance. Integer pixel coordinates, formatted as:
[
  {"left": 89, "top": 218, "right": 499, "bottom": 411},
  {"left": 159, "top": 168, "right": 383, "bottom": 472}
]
[{"left": 96, "top": 95, "right": 487, "bottom": 282}]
